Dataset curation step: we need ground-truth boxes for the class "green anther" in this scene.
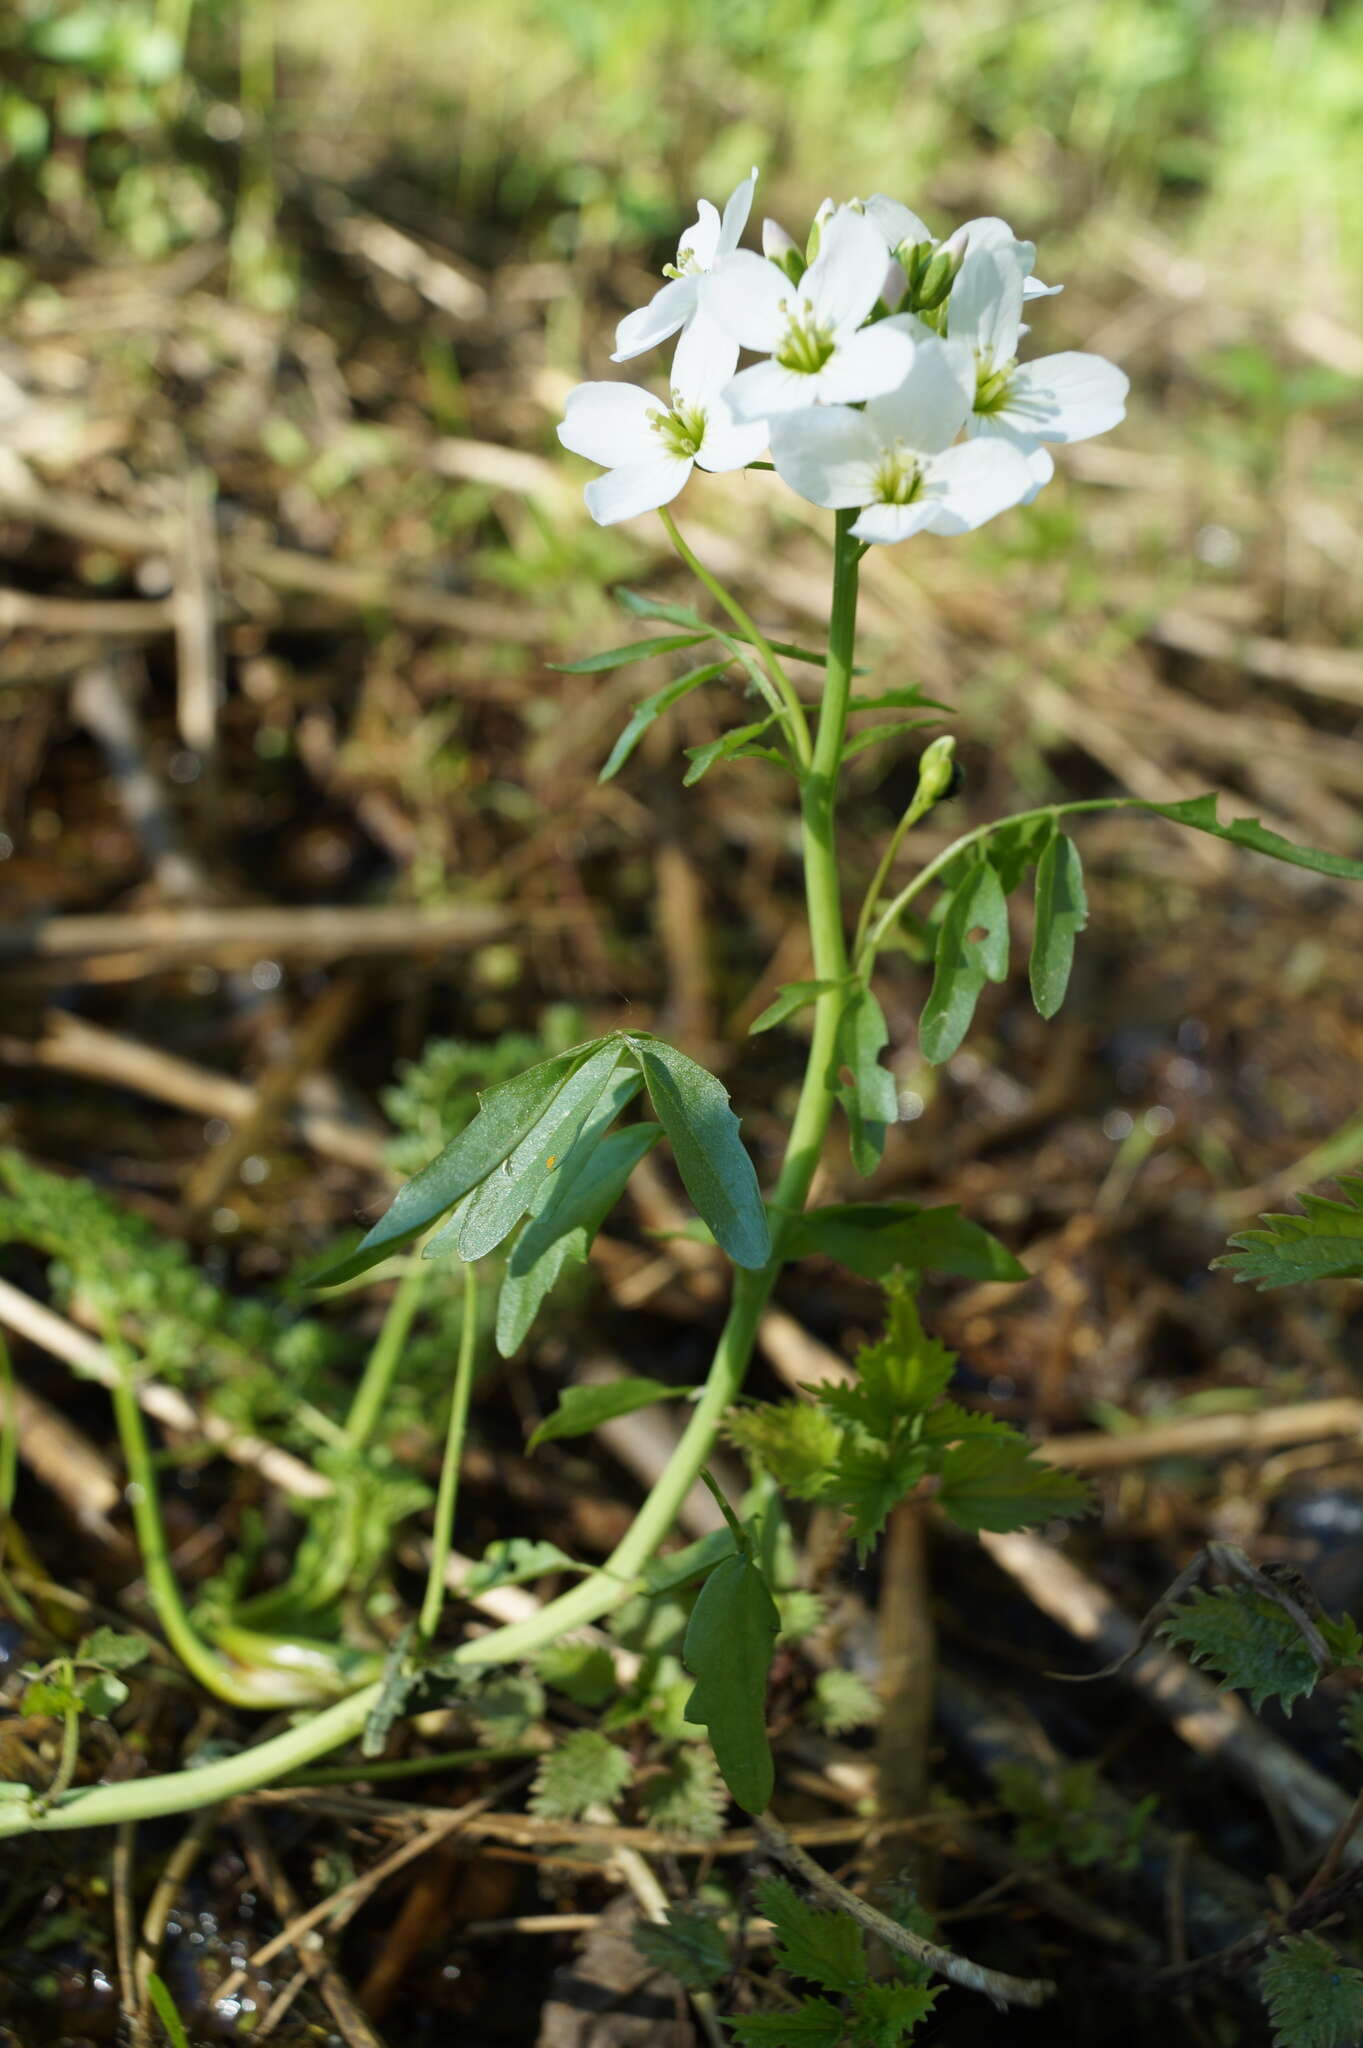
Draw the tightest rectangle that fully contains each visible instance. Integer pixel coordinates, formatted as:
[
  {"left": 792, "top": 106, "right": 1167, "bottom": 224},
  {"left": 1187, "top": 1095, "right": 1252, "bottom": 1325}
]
[
  {"left": 662, "top": 249, "right": 703, "bottom": 281},
  {"left": 776, "top": 310, "right": 835, "bottom": 375},
  {"left": 871, "top": 447, "right": 922, "bottom": 505},
  {"left": 649, "top": 402, "right": 707, "bottom": 459},
  {"left": 974, "top": 357, "right": 1015, "bottom": 415}
]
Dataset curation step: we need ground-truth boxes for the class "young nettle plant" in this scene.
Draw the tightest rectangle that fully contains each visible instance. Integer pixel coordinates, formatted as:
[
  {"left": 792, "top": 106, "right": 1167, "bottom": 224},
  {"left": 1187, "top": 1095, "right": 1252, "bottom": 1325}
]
[{"left": 8, "top": 164, "right": 1363, "bottom": 2033}]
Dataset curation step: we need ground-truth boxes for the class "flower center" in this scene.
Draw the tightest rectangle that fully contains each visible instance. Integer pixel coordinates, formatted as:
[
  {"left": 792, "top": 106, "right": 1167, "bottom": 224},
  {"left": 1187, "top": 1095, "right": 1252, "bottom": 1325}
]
[
  {"left": 649, "top": 401, "right": 707, "bottom": 460},
  {"left": 973, "top": 356, "right": 1015, "bottom": 415},
  {"left": 872, "top": 445, "right": 922, "bottom": 505},
  {"left": 775, "top": 302, "right": 835, "bottom": 375},
  {"left": 663, "top": 246, "right": 704, "bottom": 280}
]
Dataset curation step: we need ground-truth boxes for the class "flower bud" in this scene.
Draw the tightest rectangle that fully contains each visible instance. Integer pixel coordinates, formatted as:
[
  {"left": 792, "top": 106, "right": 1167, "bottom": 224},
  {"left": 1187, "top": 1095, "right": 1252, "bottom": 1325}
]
[
  {"left": 762, "top": 217, "right": 805, "bottom": 284},
  {"left": 913, "top": 734, "right": 959, "bottom": 813},
  {"left": 805, "top": 196, "right": 835, "bottom": 267},
  {"left": 911, "top": 244, "right": 960, "bottom": 312}
]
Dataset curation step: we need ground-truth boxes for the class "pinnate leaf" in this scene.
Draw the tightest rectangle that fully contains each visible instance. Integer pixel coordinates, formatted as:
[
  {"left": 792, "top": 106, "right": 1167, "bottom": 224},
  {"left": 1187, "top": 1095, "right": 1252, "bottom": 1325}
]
[
  {"left": 919, "top": 859, "right": 1009, "bottom": 1065},
  {"left": 529, "top": 1375, "right": 687, "bottom": 1452},
  {"left": 553, "top": 631, "right": 711, "bottom": 673},
  {"left": 784, "top": 1201, "right": 1026, "bottom": 1283},
  {"left": 749, "top": 980, "right": 841, "bottom": 1035},
  {"left": 1143, "top": 794, "right": 1363, "bottom": 883},
  {"left": 496, "top": 1121, "right": 661, "bottom": 1355},
  {"left": 599, "top": 663, "right": 726, "bottom": 781},
  {"left": 683, "top": 1552, "right": 780, "bottom": 1814},
  {"left": 629, "top": 1036, "right": 770, "bottom": 1269},
  {"left": 1029, "top": 830, "right": 1087, "bottom": 1018},
  {"left": 836, "top": 986, "right": 898, "bottom": 1175}
]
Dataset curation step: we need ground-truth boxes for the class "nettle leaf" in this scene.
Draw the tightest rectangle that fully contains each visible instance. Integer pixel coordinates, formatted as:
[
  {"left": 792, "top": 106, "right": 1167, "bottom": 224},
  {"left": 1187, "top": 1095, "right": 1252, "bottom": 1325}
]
[
  {"left": 463, "top": 1537, "right": 587, "bottom": 1592},
  {"left": 682, "top": 714, "right": 781, "bottom": 786},
  {"left": 317, "top": 1044, "right": 594, "bottom": 1283},
  {"left": 729, "top": 2004, "right": 845, "bottom": 2048},
  {"left": 530, "top": 1728, "right": 633, "bottom": 1819},
  {"left": 536, "top": 1642, "right": 617, "bottom": 1707},
  {"left": 552, "top": 631, "right": 712, "bottom": 674},
  {"left": 828, "top": 1436, "right": 931, "bottom": 1560},
  {"left": 76, "top": 1628, "right": 150, "bottom": 1672},
  {"left": 850, "top": 1982, "right": 939, "bottom": 2047},
  {"left": 756, "top": 1876, "right": 867, "bottom": 1995},
  {"left": 637, "top": 1745, "right": 728, "bottom": 1840},
  {"left": 1159, "top": 1586, "right": 1323, "bottom": 1713},
  {"left": 836, "top": 986, "right": 899, "bottom": 1176},
  {"left": 727, "top": 1402, "right": 845, "bottom": 1500},
  {"left": 1259, "top": 1934, "right": 1363, "bottom": 2048},
  {"left": 529, "top": 1375, "right": 688, "bottom": 1452},
  {"left": 1215, "top": 1177, "right": 1363, "bottom": 1291},
  {"left": 496, "top": 1120, "right": 661, "bottom": 1356},
  {"left": 683, "top": 1552, "right": 780, "bottom": 1814},
  {"left": 599, "top": 663, "right": 727, "bottom": 782},
  {"left": 632, "top": 1908, "right": 730, "bottom": 1991},
  {"left": 919, "top": 858, "right": 1009, "bottom": 1066},
  {"left": 440, "top": 1039, "right": 628, "bottom": 1261},
  {"left": 446, "top": 1670, "right": 546, "bottom": 1743},
  {"left": 808, "top": 1667, "right": 883, "bottom": 1735},
  {"left": 629, "top": 1036, "right": 770, "bottom": 1269},
  {"left": 935, "top": 1437, "right": 1090, "bottom": 1534},
  {"left": 815, "top": 1286, "right": 955, "bottom": 1436},
  {"left": 749, "top": 980, "right": 842, "bottom": 1035},
  {"left": 1029, "top": 830, "right": 1088, "bottom": 1019},
  {"left": 785, "top": 1201, "right": 1026, "bottom": 1283},
  {"left": 1142, "top": 794, "right": 1363, "bottom": 884}
]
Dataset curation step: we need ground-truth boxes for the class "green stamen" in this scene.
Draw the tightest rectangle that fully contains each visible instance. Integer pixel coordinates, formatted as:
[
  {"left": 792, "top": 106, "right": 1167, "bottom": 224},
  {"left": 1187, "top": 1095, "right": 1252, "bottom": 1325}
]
[
  {"left": 974, "top": 355, "right": 1015, "bottom": 415},
  {"left": 649, "top": 401, "right": 707, "bottom": 459},
  {"left": 776, "top": 302, "right": 835, "bottom": 375},
  {"left": 872, "top": 446, "right": 922, "bottom": 506}
]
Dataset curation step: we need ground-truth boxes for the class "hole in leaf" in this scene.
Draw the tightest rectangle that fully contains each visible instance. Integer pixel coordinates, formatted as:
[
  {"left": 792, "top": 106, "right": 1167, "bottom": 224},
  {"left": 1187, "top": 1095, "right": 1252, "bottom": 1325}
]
[{"left": 966, "top": 926, "right": 989, "bottom": 945}]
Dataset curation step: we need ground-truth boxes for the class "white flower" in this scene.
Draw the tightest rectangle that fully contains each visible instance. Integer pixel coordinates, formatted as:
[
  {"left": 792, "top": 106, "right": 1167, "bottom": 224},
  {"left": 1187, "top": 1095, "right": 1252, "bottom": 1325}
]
[
  {"left": 707, "top": 207, "right": 916, "bottom": 420},
  {"left": 943, "top": 215, "right": 1061, "bottom": 301},
  {"left": 559, "top": 322, "right": 768, "bottom": 526},
  {"left": 612, "top": 169, "right": 758, "bottom": 362},
  {"left": 947, "top": 246, "right": 1128, "bottom": 494},
  {"left": 768, "top": 337, "right": 1036, "bottom": 544},
  {"left": 864, "top": 197, "right": 1059, "bottom": 307}
]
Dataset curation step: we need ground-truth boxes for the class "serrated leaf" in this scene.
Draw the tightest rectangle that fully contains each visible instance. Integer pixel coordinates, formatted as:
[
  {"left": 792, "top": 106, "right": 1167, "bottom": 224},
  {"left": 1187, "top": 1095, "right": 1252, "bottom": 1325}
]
[
  {"left": 316, "top": 1045, "right": 595, "bottom": 1283},
  {"left": 23, "top": 1674, "right": 81, "bottom": 1717},
  {"left": 496, "top": 1119, "right": 661, "bottom": 1355},
  {"left": 683, "top": 1553, "right": 779, "bottom": 1814},
  {"left": 1142, "top": 794, "right": 1363, "bottom": 883},
  {"left": 756, "top": 1876, "right": 868, "bottom": 1995},
  {"left": 808, "top": 1667, "right": 883, "bottom": 1735},
  {"left": 729, "top": 2003, "right": 846, "bottom": 2047},
  {"left": 1259, "top": 1934, "right": 1363, "bottom": 2048},
  {"left": 918, "top": 1399, "right": 1027, "bottom": 1446},
  {"left": 850, "top": 1981, "right": 939, "bottom": 2046},
  {"left": 456, "top": 1671, "right": 546, "bottom": 1742},
  {"left": 599, "top": 662, "right": 727, "bottom": 781},
  {"left": 1159, "top": 1586, "right": 1322, "bottom": 1712},
  {"left": 552, "top": 631, "right": 712, "bottom": 673},
  {"left": 629, "top": 1037, "right": 770, "bottom": 1269},
  {"left": 536, "top": 1642, "right": 617, "bottom": 1707},
  {"left": 919, "top": 859, "right": 1009, "bottom": 1065},
  {"left": 827, "top": 1435, "right": 931, "bottom": 1560},
  {"left": 815, "top": 1283, "right": 956, "bottom": 1437},
  {"left": 784, "top": 1202, "right": 1026, "bottom": 1283},
  {"left": 76, "top": 1628, "right": 150, "bottom": 1672},
  {"left": 638, "top": 1745, "right": 728, "bottom": 1840},
  {"left": 836, "top": 986, "right": 898, "bottom": 1176},
  {"left": 682, "top": 714, "right": 781, "bottom": 785},
  {"left": 1029, "top": 831, "right": 1088, "bottom": 1018},
  {"left": 463, "top": 1537, "right": 586, "bottom": 1592},
  {"left": 442, "top": 1039, "right": 628, "bottom": 1260},
  {"left": 530, "top": 1728, "right": 633, "bottom": 1819},
  {"left": 935, "top": 1438, "right": 1090, "bottom": 1534},
  {"left": 529, "top": 1375, "right": 687, "bottom": 1452},
  {"left": 749, "top": 980, "right": 841, "bottom": 1035},
  {"left": 1216, "top": 1177, "right": 1363, "bottom": 1290},
  {"left": 727, "top": 1402, "right": 845, "bottom": 1499},
  {"left": 632, "top": 1908, "right": 730, "bottom": 1990}
]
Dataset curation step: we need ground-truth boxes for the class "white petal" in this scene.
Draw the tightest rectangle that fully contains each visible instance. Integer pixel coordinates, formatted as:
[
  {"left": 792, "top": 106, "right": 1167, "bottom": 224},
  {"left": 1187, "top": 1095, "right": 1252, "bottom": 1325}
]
[
  {"left": 965, "top": 415, "right": 1055, "bottom": 499},
  {"left": 677, "top": 200, "right": 722, "bottom": 272},
  {"left": 769, "top": 407, "right": 881, "bottom": 509},
  {"left": 718, "top": 168, "right": 759, "bottom": 257},
  {"left": 918, "top": 438, "right": 1034, "bottom": 533},
  {"left": 851, "top": 500, "right": 938, "bottom": 545},
  {"left": 762, "top": 217, "right": 797, "bottom": 261},
  {"left": 996, "top": 352, "right": 1129, "bottom": 442},
  {"left": 1023, "top": 277, "right": 1063, "bottom": 300},
  {"left": 864, "top": 337, "right": 973, "bottom": 455},
  {"left": 864, "top": 194, "right": 932, "bottom": 252},
  {"left": 612, "top": 276, "right": 699, "bottom": 362},
  {"left": 558, "top": 381, "right": 658, "bottom": 466},
  {"left": 812, "top": 321, "right": 916, "bottom": 405},
  {"left": 947, "top": 215, "right": 1036, "bottom": 274},
  {"left": 670, "top": 315, "right": 740, "bottom": 407},
  {"left": 704, "top": 250, "right": 788, "bottom": 352},
  {"left": 583, "top": 456, "right": 692, "bottom": 525},
  {"left": 879, "top": 256, "right": 907, "bottom": 309},
  {"left": 947, "top": 247, "right": 1024, "bottom": 367},
  {"left": 724, "top": 357, "right": 812, "bottom": 421},
  {"left": 695, "top": 401, "right": 768, "bottom": 473},
  {"left": 804, "top": 208, "right": 895, "bottom": 334}
]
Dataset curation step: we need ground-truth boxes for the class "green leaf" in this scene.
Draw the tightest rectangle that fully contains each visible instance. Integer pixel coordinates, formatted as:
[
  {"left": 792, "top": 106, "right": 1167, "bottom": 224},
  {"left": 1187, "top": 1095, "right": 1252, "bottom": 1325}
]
[
  {"left": 682, "top": 714, "right": 781, "bottom": 785},
  {"left": 1215, "top": 1177, "right": 1363, "bottom": 1290},
  {"left": 78, "top": 1671, "right": 129, "bottom": 1718},
  {"left": 615, "top": 588, "right": 707, "bottom": 631},
  {"left": 827, "top": 1436, "right": 931, "bottom": 1560},
  {"left": 815, "top": 1285, "right": 955, "bottom": 1437},
  {"left": 1159, "top": 1586, "right": 1323, "bottom": 1712},
  {"left": 729, "top": 2003, "right": 846, "bottom": 2047},
  {"left": 76, "top": 1628, "right": 150, "bottom": 1672},
  {"left": 1029, "top": 831, "right": 1088, "bottom": 1018},
  {"left": 642, "top": 1526, "right": 738, "bottom": 1596},
  {"left": 529, "top": 1375, "right": 687, "bottom": 1452},
  {"left": 530, "top": 1728, "right": 633, "bottom": 1819},
  {"left": 748, "top": 980, "right": 841, "bottom": 1035},
  {"left": 632, "top": 1908, "right": 730, "bottom": 1990},
  {"left": 727, "top": 1402, "right": 845, "bottom": 1499},
  {"left": 848, "top": 686, "right": 950, "bottom": 714},
  {"left": 850, "top": 1982, "right": 939, "bottom": 2046},
  {"left": 841, "top": 718, "right": 938, "bottom": 762},
  {"left": 146, "top": 1975, "right": 192, "bottom": 2048},
  {"left": 463, "top": 1537, "right": 589, "bottom": 1592},
  {"left": 935, "top": 1438, "right": 1090, "bottom": 1534},
  {"left": 1142, "top": 794, "right": 1363, "bottom": 883},
  {"left": 495, "top": 1120, "right": 661, "bottom": 1355},
  {"left": 683, "top": 1552, "right": 780, "bottom": 1814},
  {"left": 808, "top": 1667, "right": 883, "bottom": 1735},
  {"left": 629, "top": 1036, "right": 770, "bottom": 1269},
  {"left": 362, "top": 1625, "right": 416, "bottom": 1758},
  {"left": 22, "top": 1675, "right": 81, "bottom": 1718},
  {"left": 784, "top": 1202, "right": 1026, "bottom": 1283},
  {"left": 987, "top": 812, "right": 1055, "bottom": 895},
  {"left": 439, "top": 1039, "right": 628, "bottom": 1260},
  {"left": 552, "top": 631, "right": 712, "bottom": 673},
  {"left": 756, "top": 1876, "right": 868, "bottom": 1994},
  {"left": 450, "top": 1670, "right": 546, "bottom": 1742},
  {"left": 637, "top": 1745, "right": 728, "bottom": 1840},
  {"left": 599, "top": 663, "right": 726, "bottom": 781},
  {"left": 836, "top": 986, "right": 898, "bottom": 1176},
  {"left": 1259, "top": 1934, "right": 1363, "bottom": 2048},
  {"left": 919, "top": 859, "right": 1009, "bottom": 1065},
  {"left": 316, "top": 1045, "right": 593, "bottom": 1283},
  {"left": 536, "top": 1642, "right": 618, "bottom": 1707}
]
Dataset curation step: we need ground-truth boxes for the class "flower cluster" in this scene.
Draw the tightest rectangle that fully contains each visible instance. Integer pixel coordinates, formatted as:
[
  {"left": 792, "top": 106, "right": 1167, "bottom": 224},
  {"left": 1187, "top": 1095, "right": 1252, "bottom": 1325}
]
[{"left": 559, "top": 172, "right": 1128, "bottom": 545}]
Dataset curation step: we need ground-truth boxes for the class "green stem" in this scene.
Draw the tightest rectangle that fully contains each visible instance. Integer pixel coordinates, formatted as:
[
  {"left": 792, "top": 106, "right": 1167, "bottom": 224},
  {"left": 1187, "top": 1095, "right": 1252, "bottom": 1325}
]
[
  {"left": 658, "top": 508, "right": 812, "bottom": 770},
  {"left": 419, "top": 1264, "right": 479, "bottom": 1640},
  {"left": 343, "top": 1256, "right": 432, "bottom": 1452},
  {"left": 852, "top": 767, "right": 949, "bottom": 965},
  {"left": 0, "top": 512, "right": 866, "bottom": 1839}
]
